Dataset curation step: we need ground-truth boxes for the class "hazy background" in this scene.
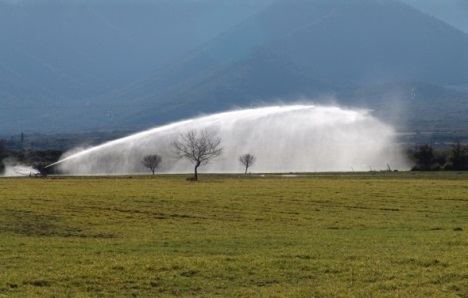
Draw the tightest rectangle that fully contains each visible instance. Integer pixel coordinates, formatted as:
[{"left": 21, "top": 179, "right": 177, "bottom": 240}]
[{"left": 1, "top": 0, "right": 467, "bottom": 138}]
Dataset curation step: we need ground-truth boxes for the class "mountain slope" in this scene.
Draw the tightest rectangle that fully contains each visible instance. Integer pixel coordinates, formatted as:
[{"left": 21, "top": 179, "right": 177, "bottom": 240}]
[
  {"left": 105, "top": 0, "right": 468, "bottom": 130},
  {"left": 124, "top": 49, "right": 335, "bottom": 127},
  {"left": 0, "top": 0, "right": 275, "bottom": 99},
  {"left": 1, "top": 0, "right": 468, "bottom": 134},
  {"left": 337, "top": 82, "right": 468, "bottom": 132},
  {"left": 0, "top": 0, "right": 274, "bottom": 133},
  {"left": 268, "top": 0, "right": 468, "bottom": 85}
]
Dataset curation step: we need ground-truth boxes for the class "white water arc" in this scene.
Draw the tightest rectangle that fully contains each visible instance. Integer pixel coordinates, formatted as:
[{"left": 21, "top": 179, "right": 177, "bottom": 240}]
[{"left": 53, "top": 105, "right": 407, "bottom": 175}]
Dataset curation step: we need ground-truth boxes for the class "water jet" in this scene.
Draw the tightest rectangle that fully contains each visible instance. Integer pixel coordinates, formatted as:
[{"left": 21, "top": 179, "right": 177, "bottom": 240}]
[{"left": 50, "top": 105, "right": 407, "bottom": 175}]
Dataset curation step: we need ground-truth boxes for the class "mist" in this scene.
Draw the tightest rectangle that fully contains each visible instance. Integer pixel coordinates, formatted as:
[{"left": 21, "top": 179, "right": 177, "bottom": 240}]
[
  {"left": 2, "top": 159, "right": 39, "bottom": 177},
  {"left": 53, "top": 105, "right": 408, "bottom": 175}
]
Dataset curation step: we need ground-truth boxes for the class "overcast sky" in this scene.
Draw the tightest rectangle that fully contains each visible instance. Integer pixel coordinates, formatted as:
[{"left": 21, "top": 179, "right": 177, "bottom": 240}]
[
  {"left": 400, "top": 0, "right": 468, "bottom": 34},
  {"left": 1, "top": 0, "right": 466, "bottom": 34}
]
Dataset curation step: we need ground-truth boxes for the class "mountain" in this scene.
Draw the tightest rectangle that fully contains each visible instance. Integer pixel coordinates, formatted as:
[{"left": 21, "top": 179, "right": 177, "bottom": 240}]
[
  {"left": 1, "top": 0, "right": 468, "bottom": 136},
  {"left": 0, "top": 0, "right": 274, "bottom": 132},
  {"left": 337, "top": 82, "right": 468, "bottom": 133},
  {"left": 100, "top": 0, "right": 468, "bottom": 131}
]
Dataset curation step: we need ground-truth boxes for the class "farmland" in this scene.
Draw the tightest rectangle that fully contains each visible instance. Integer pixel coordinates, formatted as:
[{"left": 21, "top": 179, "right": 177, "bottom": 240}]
[{"left": 0, "top": 172, "right": 466, "bottom": 297}]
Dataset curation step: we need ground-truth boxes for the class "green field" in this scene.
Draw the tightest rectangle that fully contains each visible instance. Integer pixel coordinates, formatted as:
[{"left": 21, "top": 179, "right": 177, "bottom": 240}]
[{"left": 0, "top": 172, "right": 467, "bottom": 297}]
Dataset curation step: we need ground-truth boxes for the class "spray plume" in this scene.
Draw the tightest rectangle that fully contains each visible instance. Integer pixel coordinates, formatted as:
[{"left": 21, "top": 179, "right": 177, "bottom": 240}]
[
  {"left": 49, "top": 105, "right": 407, "bottom": 175},
  {"left": 2, "top": 159, "right": 40, "bottom": 177}
]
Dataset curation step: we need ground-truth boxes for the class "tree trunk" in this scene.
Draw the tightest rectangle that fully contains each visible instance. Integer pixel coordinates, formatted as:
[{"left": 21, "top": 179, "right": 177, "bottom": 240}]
[
  {"left": 245, "top": 165, "right": 248, "bottom": 174},
  {"left": 194, "top": 163, "right": 199, "bottom": 181}
]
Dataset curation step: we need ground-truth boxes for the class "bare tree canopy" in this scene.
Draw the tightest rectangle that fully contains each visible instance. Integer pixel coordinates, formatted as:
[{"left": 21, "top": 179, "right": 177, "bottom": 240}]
[
  {"left": 450, "top": 141, "right": 467, "bottom": 170},
  {"left": 239, "top": 153, "right": 256, "bottom": 174},
  {"left": 172, "top": 129, "right": 223, "bottom": 181},
  {"left": 142, "top": 154, "right": 162, "bottom": 175}
]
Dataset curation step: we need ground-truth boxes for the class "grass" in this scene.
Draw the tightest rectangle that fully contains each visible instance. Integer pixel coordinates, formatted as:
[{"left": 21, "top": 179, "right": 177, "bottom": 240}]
[{"left": 0, "top": 172, "right": 467, "bottom": 297}]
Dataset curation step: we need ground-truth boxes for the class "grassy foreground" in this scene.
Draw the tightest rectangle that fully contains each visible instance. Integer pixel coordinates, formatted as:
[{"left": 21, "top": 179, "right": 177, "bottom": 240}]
[{"left": 0, "top": 172, "right": 466, "bottom": 297}]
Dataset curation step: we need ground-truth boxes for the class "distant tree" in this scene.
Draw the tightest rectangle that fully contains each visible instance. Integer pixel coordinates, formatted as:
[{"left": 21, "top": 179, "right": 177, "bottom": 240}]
[
  {"left": 450, "top": 141, "right": 467, "bottom": 170},
  {"left": 239, "top": 153, "right": 256, "bottom": 174},
  {"left": 0, "top": 143, "right": 4, "bottom": 173},
  {"left": 412, "top": 144, "right": 434, "bottom": 170},
  {"left": 142, "top": 154, "right": 162, "bottom": 175},
  {"left": 433, "top": 151, "right": 448, "bottom": 169},
  {"left": 172, "top": 129, "right": 223, "bottom": 181},
  {"left": 0, "top": 139, "right": 5, "bottom": 158}
]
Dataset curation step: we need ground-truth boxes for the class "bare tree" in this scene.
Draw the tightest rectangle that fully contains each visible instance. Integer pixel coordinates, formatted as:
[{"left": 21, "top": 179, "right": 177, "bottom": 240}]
[
  {"left": 412, "top": 144, "right": 434, "bottom": 170},
  {"left": 172, "top": 129, "right": 223, "bottom": 181},
  {"left": 450, "top": 141, "right": 467, "bottom": 170},
  {"left": 142, "top": 154, "right": 162, "bottom": 175},
  {"left": 239, "top": 153, "right": 256, "bottom": 174}
]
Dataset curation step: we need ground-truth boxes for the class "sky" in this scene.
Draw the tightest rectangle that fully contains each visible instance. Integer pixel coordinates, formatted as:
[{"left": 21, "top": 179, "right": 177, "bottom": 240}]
[
  {"left": 400, "top": 0, "right": 468, "bottom": 34},
  {"left": 1, "top": 0, "right": 466, "bottom": 34}
]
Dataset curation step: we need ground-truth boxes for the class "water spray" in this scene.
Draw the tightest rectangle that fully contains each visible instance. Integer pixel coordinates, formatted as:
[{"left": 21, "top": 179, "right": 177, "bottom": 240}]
[
  {"left": 3, "top": 163, "right": 40, "bottom": 177},
  {"left": 50, "top": 104, "right": 407, "bottom": 175}
]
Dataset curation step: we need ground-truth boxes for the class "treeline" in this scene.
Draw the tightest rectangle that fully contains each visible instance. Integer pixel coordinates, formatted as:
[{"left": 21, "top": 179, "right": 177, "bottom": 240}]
[
  {"left": 410, "top": 141, "right": 468, "bottom": 171},
  {"left": 1, "top": 137, "right": 467, "bottom": 175}
]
